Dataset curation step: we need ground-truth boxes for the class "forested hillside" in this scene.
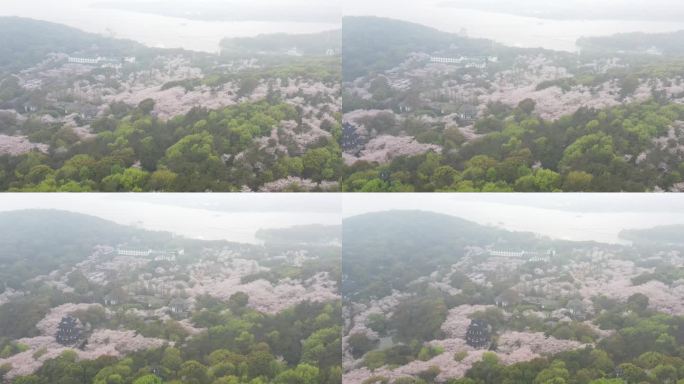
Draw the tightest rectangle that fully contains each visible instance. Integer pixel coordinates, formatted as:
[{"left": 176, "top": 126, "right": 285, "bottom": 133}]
[
  {"left": 256, "top": 224, "right": 341, "bottom": 245},
  {"left": 341, "top": 17, "right": 684, "bottom": 192},
  {"left": 343, "top": 101, "right": 684, "bottom": 192},
  {"left": 0, "top": 210, "right": 171, "bottom": 290},
  {"left": 0, "top": 18, "right": 341, "bottom": 192},
  {"left": 342, "top": 211, "right": 684, "bottom": 384},
  {"left": 4, "top": 300, "right": 342, "bottom": 384},
  {"left": 0, "top": 17, "right": 155, "bottom": 76},
  {"left": 1, "top": 98, "right": 341, "bottom": 192},
  {"left": 578, "top": 30, "right": 684, "bottom": 56},
  {"left": 0, "top": 211, "right": 342, "bottom": 384},
  {"left": 620, "top": 224, "right": 684, "bottom": 246},
  {"left": 221, "top": 30, "right": 341, "bottom": 57},
  {"left": 342, "top": 211, "right": 552, "bottom": 299},
  {"left": 342, "top": 17, "right": 498, "bottom": 82}
]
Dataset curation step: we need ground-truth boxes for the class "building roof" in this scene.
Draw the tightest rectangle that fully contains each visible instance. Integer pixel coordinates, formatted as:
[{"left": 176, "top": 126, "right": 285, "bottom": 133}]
[
  {"left": 567, "top": 299, "right": 585, "bottom": 312},
  {"left": 169, "top": 298, "right": 189, "bottom": 308}
]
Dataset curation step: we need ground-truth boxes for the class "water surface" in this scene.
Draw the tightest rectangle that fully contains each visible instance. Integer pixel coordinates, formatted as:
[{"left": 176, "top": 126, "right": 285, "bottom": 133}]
[
  {"left": 1, "top": 0, "right": 340, "bottom": 53},
  {"left": 343, "top": 194, "right": 684, "bottom": 244},
  {"left": 345, "top": 0, "right": 684, "bottom": 51},
  {"left": 0, "top": 194, "right": 342, "bottom": 244}
]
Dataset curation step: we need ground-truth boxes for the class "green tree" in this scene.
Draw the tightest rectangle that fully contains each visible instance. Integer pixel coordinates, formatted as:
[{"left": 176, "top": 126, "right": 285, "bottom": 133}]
[
  {"left": 562, "top": 171, "right": 593, "bottom": 192},
  {"left": 133, "top": 374, "right": 163, "bottom": 384},
  {"left": 348, "top": 332, "right": 377, "bottom": 359},
  {"left": 228, "top": 292, "right": 249, "bottom": 314},
  {"left": 534, "top": 360, "right": 569, "bottom": 384},
  {"left": 179, "top": 360, "right": 210, "bottom": 384},
  {"left": 274, "top": 364, "right": 319, "bottom": 384},
  {"left": 391, "top": 297, "right": 447, "bottom": 342},
  {"left": 138, "top": 99, "right": 156, "bottom": 115},
  {"left": 162, "top": 133, "right": 224, "bottom": 191},
  {"left": 301, "top": 326, "right": 342, "bottom": 368},
  {"left": 626, "top": 293, "right": 649, "bottom": 314},
  {"left": 162, "top": 347, "right": 182, "bottom": 373}
]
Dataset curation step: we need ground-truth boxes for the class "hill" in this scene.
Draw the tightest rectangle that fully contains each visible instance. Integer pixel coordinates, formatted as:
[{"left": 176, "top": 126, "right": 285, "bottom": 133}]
[
  {"left": 256, "top": 224, "right": 341, "bottom": 245},
  {"left": 619, "top": 224, "right": 684, "bottom": 246},
  {"left": 342, "top": 16, "right": 496, "bottom": 81},
  {"left": 341, "top": 210, "right": 543, "bottom": 299},
  {"left": 220, "top": 30, "right": 341, "bottom": 57},
  {"left": 0, "top": 17, "right": 153, "bottom": 75},
  {"left": 0, "top": 210, "right": 172, "bottom": 290},
  {"left": 578, "top": 30, "right": 684, "bottom": 56}
]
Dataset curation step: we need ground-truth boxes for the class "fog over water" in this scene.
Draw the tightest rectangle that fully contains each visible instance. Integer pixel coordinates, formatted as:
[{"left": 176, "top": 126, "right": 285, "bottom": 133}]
[
  {"left": 0, "top": 194, "right": 342, "bottom": 244},
  {"left": 343, "top": 194, "right": 684, "bottom": 244},
  {"left": 0, "top": 0, "right": 341, "bottom": 52},
  {"left": 344, "top": 0, "right": 684, "bottom": 51},
  {"left": 1, "top": 193, "right": 682, "bottom": 247}
]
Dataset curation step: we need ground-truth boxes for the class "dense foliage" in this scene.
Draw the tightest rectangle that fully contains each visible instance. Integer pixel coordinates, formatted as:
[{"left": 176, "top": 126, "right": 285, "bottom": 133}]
[
  {"left": 343, "top": 101, "right": 684, "bottom": 192},
  {"left": 341, "top": 17, "right": 684, "bottom": 192},
  {"left": 1, "top": 211, "right": 342, "bottom": 384},
  {"left": 444, "top": 298, "right": 684, "bottom": 384},
  {"left": 10, "top": 298, "right": 342, "bottom": 384},
  {"left": 0, "top": 17, "right": 342, "bottom": 192},
  {"left": 0, "top": 98, "right": 342, "bottom": 192},
  {"left": 344, "top": 212, "right": 684, "bottom": 384}
]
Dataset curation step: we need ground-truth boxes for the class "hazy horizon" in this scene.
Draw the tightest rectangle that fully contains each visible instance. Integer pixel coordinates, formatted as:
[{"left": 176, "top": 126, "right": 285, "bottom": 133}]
[
  {"left": 0, "top": 194, "right": 342, "bottom": 244},
  {"left": 344, "top": 0, "right": 684, "bottom": 51},
  {"left": 343, "top": 194, "right": 684, "bottom": 244},
  {"left": 0, "top": 0, "right": 341, "bottom": 52}
]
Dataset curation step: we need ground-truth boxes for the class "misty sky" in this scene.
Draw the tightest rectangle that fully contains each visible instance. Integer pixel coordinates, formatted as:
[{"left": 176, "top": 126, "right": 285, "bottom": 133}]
[
  {"left": 0, "top": 194, "right": 342, "bottom": 244},
  {"left": 344, "top": 0, "right": 684, "bottom": 51},
  {"left": 343, "top": 194, "right": 684, "bottom": 244}
]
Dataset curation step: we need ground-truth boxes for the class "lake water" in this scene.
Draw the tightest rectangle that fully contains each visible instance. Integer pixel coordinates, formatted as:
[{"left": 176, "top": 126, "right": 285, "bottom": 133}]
[
  {"left": 344, "top": 0, "right": 684, "bottom": 52},
  {"left": 6, "top": 0, "right": 683, "bottom": 54},
  {"left": 0, "top": 194, "right": 342, "bottom": 244},
  {"left": 0, "top": 0, "right": 340, "bottom": 53},
  {"left": 342, "top": 194, "right": 684, "bottom": 245},
  {"left": 2, "top": 193, "right": 682, "bottom": 246}
]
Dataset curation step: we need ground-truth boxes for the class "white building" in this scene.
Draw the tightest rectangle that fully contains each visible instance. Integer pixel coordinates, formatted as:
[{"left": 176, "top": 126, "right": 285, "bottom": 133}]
[
  {"left": 489, "top": 250, "right": 526, "bottom": 258},
  {"left": 67, "top": 56, "right": 136, "bottom": 66},
  {"left": 465, "top": 62, "right": 487, "bottom": 70},
  {"left": 488, "top": 249, "right": 555, "bottom": 262},
  {"left": 430, "top": 56, "right": 497, "bottom": 68},
  {"left": 528, "top": 255, "right": 551, "bottom": 263},
  {"left": 117, "top": 248, "right": 152, "bottom": 257},
  {"left": 101, "top": 63, "right": 122, "bottom": 70},
  {"left": 430, "top": 56, "right": 466, "bottom": 64},
  {"left": 153, "top": 249, "right": 183, "bottom": 262},
  {"left": 68, "top": 57, "right": 101, "bottom": 65},
  {"left": 116, "top": 247, "right": 183, "bottom": 260},
  {"left": 286, "top": 47, "right": 303, "bottom": 57},
  {"left": 154, "top": 254, "right": 175, "bottom": 262}
]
